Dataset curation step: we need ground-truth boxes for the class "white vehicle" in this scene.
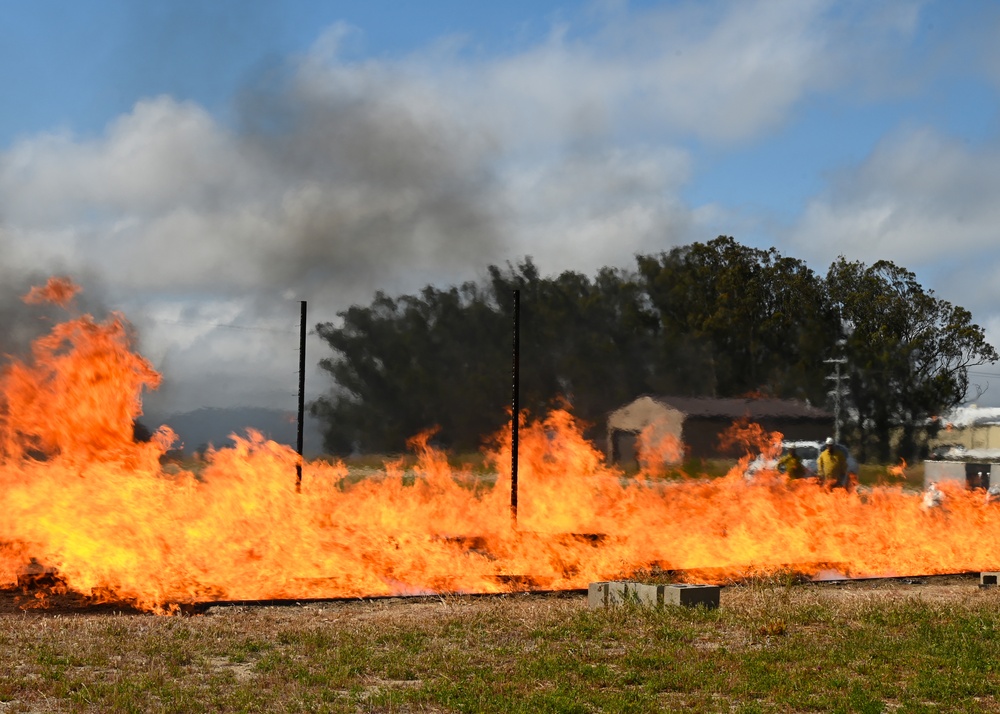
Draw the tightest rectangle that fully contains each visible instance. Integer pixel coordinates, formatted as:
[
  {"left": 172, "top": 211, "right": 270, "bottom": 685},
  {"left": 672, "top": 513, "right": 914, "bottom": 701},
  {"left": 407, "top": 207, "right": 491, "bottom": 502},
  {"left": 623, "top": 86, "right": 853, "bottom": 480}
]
[{"left": 745, "top": 440, "right": 858, "bottom": 482}]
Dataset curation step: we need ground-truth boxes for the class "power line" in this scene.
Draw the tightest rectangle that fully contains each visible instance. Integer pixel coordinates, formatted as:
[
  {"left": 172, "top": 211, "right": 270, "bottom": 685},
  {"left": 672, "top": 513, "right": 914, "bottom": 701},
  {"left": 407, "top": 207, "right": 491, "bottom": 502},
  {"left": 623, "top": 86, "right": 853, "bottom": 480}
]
[{"left": 144, "top": 317, "right": 297, "bottom": 334}]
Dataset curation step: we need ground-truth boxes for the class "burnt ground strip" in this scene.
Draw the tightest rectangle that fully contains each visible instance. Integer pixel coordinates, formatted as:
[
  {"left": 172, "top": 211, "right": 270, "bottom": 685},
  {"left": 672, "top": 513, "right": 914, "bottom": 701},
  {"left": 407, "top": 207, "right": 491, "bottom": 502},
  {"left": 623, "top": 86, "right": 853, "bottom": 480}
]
[
  {"left": 0, "top": 584, "right": 147, "bottom": 616},
  {"left": 0, "top": 567, "right": 984, "bottom": 617},
  {"left": 0, "top": 580, "right": 589, "bottom": 617}
]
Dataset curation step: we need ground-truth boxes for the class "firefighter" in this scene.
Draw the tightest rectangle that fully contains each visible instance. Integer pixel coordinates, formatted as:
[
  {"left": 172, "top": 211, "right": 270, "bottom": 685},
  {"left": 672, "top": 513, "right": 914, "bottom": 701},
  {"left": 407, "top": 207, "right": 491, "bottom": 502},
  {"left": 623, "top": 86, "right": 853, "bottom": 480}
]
[
  {"left": 817, "top": 437, "right": 848, "bottom": 489},
  {"left": 777, "top": 447, "right": 806, "bottom": 479}
]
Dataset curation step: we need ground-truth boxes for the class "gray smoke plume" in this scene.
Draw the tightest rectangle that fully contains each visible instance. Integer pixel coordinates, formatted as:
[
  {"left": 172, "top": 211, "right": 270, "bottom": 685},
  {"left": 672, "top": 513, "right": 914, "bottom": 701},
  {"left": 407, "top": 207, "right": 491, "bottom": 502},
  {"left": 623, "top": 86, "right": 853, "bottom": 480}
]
[
  {"left": 6, "top": 1, "right": 890, "bottom": 418},
  {"left": 231, "top": 60, "right": 504, "bottom": 302},
  {"left": 0, "top": 235, "right": 110, "bottom": 361}
]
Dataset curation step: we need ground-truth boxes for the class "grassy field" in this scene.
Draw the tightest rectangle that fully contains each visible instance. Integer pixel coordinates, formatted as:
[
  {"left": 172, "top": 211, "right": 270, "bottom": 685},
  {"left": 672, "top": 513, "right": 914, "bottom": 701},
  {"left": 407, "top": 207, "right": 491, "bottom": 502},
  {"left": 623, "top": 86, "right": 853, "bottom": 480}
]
[{"left": 1, "top": 575, "right": 998, "bottom": 713}]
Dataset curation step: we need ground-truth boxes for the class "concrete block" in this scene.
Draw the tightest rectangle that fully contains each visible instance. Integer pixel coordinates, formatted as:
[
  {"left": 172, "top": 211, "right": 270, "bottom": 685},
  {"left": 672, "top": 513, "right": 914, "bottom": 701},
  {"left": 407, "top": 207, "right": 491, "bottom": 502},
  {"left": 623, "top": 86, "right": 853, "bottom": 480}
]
[
  {"left": 588, "top": 581, "right": 610, "bottom": 608},
  {"left": 588, "top": 581, "right": 643, "bottom": 608},
  {"left": 981, "top": 572, "right": 1000, "bottom": 587},
  {"left": 664, "top": 584, "right": 721, "bottom": 609},
  {"left": 589, "top": 581, "right": 720, "bottom": 609},
  {"left": 608, "top": 581, "right": 641, "bottom": 606},
  {"left": 634, "top": 583, "right": 666, "bottom": 607}
]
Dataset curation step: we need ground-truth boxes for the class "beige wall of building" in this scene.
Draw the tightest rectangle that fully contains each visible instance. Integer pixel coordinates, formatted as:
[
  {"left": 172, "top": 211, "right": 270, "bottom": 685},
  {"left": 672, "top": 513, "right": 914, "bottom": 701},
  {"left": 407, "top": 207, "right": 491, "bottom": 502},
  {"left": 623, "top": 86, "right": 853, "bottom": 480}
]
[
  {"left": 606, "top": 396, "right": 684, "bottom": 465},
  {"left": 929, "top": 423, "right": 1000, "bottom": 451}
]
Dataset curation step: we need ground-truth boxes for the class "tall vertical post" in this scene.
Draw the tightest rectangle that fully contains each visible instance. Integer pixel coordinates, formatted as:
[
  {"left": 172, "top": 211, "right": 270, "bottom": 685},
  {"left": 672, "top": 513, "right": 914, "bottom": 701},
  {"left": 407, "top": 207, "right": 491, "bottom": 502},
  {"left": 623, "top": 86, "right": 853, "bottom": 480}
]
[
  {"left": 511, "top": 290, "right": 520, "bottom": 527},
  {"left": 825, "top": 357, "right": 847, "bottom": 443},
  {"left": 832, "top": 360, "right": 842, "bottom": 443},
  {"left": 296, "top": 300, "right": 307, "bottom": 492}
]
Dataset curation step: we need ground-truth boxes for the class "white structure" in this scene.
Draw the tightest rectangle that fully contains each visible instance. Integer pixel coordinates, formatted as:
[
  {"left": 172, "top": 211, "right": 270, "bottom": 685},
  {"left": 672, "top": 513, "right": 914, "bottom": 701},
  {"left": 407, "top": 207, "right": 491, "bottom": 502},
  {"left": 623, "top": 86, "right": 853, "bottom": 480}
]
[{"left": 930, "top": 405, "right": 1000, "bottom": 454}]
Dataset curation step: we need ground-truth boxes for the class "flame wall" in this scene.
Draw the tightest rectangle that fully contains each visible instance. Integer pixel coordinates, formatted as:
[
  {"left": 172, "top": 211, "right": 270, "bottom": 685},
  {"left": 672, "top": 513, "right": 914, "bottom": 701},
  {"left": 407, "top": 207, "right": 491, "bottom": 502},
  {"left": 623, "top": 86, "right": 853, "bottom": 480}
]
[{"left": 1, "top": 280, "right": 999, "bottom": 613}]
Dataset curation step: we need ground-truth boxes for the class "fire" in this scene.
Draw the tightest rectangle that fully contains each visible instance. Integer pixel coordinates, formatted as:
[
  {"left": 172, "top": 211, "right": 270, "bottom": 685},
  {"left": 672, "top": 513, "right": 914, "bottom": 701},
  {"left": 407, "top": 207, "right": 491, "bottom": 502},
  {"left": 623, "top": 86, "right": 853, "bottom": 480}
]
[
  {"left": 888, "top": 459, "right": 907, "bottom": 480},
  {"left": 2, "top": 279, "right": 1000, "bottom": 613},
  {"left": 718, "top": 418, "right": 783, "bottom": 460},
  {"left": 635, "top": 419, "right": 685, "bottom": 476},
  {"left": 22, "top": 276, "right": 82, "bottom": 308}
]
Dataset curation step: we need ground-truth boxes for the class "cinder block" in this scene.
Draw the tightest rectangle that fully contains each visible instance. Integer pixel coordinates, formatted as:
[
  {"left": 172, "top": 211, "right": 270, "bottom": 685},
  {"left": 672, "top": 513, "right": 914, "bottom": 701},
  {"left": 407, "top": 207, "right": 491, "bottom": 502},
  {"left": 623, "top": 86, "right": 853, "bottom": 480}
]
[
  {"left": 635, "top": 583, "right": 666, "bottom": 607},
  {"left": 981, "top": 572, "right": 1000, "bottom": 587},
  {"left": 608, "top": 581, "right": 641, "bottom": 606},
  {"left": 588, "top": 581, "right": 610, "bottom": 608},
  {"left": 664, "top": 584, "right": 720, "bottom": 609},
  {"left": 589, "top": 581, "right": 721, "bottom": 609},
  {"left": 589, "top": 581, "right": 644, "bottom": 608}
]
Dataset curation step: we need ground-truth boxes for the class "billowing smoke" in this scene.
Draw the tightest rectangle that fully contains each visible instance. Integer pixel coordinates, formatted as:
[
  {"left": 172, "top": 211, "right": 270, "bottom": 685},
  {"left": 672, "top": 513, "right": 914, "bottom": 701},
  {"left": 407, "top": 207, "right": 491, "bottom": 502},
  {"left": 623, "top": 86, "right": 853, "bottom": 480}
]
[
  {"left": 0, "top": 51, "right": 509, "bottom": 416},
  {"left": 1, "top": 1, "right": 963, "bottom": 419},
  {"left": 233, "top": 59, "right": 504, "bottom": 296},
  {"left": 0, "top": 234, "right": 109, "bottom": 361}
]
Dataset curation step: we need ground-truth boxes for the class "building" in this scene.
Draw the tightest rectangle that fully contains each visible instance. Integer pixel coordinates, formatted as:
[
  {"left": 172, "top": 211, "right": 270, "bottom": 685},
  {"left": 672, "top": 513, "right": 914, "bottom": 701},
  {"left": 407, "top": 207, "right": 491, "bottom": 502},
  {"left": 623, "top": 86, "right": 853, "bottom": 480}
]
[
  {"left": 606, "top": 395, "right": 834, "bottom": 465},
  {"left": 928, "top": 405, "right": 1000, "bottom": 455}
]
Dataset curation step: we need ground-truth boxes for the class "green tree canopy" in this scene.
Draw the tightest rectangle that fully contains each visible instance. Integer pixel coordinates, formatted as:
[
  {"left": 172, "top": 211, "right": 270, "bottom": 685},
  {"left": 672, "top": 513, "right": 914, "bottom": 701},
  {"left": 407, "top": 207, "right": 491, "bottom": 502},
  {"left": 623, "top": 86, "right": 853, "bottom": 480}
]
[
  {"left": 636, "top": 236, "right": 834, "bottom": 402},
  {"left": 312, "top": 281, "right": 509, "bottom": 454},
  {"left": 311, "top": 239, "right": 996, "bottom": 459},
  {"left": 312, "top": 259, "right": 655, "bottom": 454},
  {"left": 826, "top": 257, "right": 998, "bottom": 461}
]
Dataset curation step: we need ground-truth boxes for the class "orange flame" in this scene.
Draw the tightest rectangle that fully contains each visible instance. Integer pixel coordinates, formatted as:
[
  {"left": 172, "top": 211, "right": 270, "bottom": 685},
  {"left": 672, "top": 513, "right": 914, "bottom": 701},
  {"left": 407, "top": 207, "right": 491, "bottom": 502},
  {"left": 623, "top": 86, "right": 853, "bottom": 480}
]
[
  {"left": 888, "top": 459, "right": 907, "bottom": 480},
  {"left": 1, "top": 280, "right": 1000, "bottom": 613},
  {"left": 717, "top": 417, "right": 784, "bottom": 478},
  {"left": 718, "top": 417, "right": 783, "bottom": 458},
  {"left": 636, "top": 419, "right": 684, "bottom": 476},
  {"left": 22, "top": 276, "right": 81, "bottom": 308}
]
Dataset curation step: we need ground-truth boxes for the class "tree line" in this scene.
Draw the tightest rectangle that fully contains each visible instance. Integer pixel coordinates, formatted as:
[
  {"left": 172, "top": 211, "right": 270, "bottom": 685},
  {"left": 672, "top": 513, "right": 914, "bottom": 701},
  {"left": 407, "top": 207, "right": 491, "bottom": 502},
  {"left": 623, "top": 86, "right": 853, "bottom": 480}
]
[{"left": 311, "top": 236, "right": 997, "bottom": 461}]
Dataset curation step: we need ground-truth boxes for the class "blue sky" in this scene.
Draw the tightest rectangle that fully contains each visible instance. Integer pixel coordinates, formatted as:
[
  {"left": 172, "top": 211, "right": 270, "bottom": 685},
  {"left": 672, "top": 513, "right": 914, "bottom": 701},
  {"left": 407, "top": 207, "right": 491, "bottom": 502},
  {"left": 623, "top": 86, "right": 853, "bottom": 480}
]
[{"left": 2, "top": 0, "right": 1000, "bottom": 416}]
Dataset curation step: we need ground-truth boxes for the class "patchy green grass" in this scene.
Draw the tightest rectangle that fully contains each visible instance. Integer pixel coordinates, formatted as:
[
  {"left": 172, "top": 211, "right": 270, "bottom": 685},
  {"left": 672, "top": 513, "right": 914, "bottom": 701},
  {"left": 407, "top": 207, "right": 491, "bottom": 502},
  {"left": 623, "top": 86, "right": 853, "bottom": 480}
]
[
  {"left": 857, "top": 461, "right": 925, "bottom": 490},
  {"left": 0, "top": 577, "right": 998, "bottom": 712},
  {"left": 616, "top": 457, "right": 739, "bottom": 481}
]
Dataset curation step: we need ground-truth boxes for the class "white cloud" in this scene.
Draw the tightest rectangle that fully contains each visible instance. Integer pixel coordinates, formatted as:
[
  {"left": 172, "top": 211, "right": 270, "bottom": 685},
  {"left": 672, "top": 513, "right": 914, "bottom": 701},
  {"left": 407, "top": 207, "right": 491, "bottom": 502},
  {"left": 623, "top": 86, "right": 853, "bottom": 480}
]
[
  {"left": 0, "top": 98, "right": 247, "bottom": 226},
  {"left": 0, "top": 0, "right": 949, "bottom": 413},
  {"left": 786, "top": 125, "right": 1000, "bottom": 405},
  {"left": 402, "top": 0, "right": 848, "bottom": 146},
  {"left": 497, "top": 146, "right": 694, "bottom": 272},
  {"left": 0, "top": 1, "right": 911, "bottom": 298},
  {"left": 791, "top": 128, "right": 1000, "bottom": 269}
]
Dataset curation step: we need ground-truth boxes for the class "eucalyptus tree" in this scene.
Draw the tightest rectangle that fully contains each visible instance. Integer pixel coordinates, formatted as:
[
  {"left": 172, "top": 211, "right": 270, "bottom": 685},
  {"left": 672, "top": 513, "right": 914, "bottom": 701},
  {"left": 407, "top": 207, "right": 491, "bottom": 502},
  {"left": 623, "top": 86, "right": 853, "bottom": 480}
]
[
  {"left": 636, "top": 236, "right": 833, "bottom": 402},
  {"left": 312, "top": 282, "right": 509, "bottom": 454},
  {"left": 826, "top": 258, "right": 997, "bottom": 461},
  {"left": 313, "top": 259, "right": 655, "bottom": 454}
]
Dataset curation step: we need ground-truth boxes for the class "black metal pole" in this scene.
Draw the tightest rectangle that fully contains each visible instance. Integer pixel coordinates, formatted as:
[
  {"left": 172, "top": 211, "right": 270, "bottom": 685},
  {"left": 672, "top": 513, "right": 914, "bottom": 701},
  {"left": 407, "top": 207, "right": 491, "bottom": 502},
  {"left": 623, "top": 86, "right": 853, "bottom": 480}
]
[
  {"left": 511, "top": 290, "right": 520, "bottom": 527},
  {"left": 296, "top": 300, "right": 307, "bottom": 492}
]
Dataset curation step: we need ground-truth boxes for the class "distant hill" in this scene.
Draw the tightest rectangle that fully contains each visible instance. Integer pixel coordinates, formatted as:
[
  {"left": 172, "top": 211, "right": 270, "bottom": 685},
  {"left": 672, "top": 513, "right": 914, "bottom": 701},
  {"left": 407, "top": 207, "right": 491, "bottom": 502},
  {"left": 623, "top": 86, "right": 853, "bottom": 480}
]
[{"left": 141, "top": 407, "right": 324, "bottom": 457}]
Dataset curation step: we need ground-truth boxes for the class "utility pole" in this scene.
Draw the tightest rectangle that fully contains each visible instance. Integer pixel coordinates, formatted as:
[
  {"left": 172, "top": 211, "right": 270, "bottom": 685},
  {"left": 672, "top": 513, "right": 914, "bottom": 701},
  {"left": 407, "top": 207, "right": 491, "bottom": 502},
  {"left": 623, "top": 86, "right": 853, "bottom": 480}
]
[{"left": 825, "top": 354, "right": 848, "bottom": 443}]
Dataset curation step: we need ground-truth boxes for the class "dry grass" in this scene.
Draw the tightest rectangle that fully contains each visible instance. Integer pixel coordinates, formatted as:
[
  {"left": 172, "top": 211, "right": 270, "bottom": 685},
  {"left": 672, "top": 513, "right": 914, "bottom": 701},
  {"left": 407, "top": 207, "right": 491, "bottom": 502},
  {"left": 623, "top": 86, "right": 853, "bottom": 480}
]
[{"left": 0, "top": 575, "right": 999, "bottom": 712}]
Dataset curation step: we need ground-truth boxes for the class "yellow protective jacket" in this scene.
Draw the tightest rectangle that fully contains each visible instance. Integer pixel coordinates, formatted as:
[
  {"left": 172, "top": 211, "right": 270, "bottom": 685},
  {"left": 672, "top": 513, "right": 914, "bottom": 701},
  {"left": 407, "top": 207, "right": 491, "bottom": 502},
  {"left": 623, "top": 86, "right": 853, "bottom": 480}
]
[
  {"left": 817, "top": 446, "right": 847, "bottom": 485},
  {"left": 777, "top": 452, "right": 805, "bottom": 479}
]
